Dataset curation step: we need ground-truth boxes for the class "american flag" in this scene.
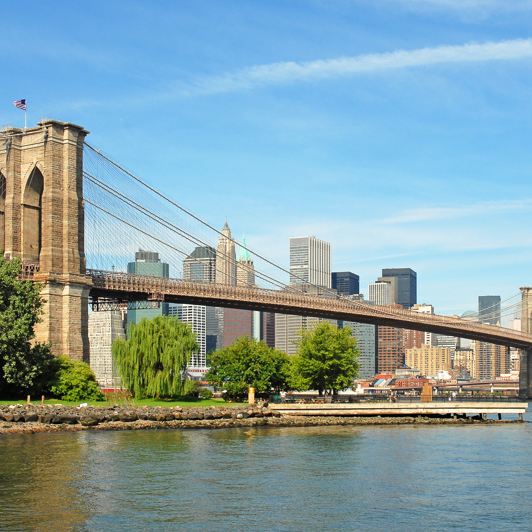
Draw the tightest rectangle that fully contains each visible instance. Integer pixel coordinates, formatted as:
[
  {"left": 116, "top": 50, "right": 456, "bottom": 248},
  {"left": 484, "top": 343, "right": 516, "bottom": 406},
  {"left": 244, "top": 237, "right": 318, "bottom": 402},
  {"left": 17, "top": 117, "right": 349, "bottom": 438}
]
[{"left": 13, "top": 99, "right": 26, "bottom": 110}]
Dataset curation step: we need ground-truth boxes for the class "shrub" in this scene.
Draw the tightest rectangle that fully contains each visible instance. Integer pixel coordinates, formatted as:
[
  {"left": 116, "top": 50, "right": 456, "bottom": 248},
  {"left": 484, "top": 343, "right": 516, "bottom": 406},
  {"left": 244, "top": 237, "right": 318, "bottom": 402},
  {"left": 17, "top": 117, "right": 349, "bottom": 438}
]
[
  {"left": 185, "top": 380, "right": 203, "bottom": 397},
  {"left": 50, "top": 356, "right": 104, "bottom": 402},
  {"left": 199, "top": 388, "right": 213, "bottom": 400}
]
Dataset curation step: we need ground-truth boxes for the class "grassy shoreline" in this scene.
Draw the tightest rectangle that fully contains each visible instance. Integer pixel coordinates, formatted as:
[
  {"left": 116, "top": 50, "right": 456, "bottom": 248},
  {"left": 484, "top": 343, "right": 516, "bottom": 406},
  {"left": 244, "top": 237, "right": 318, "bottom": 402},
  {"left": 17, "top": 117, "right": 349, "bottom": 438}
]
[{"left": 0, "top": 397, "right": 246, "bottom": 408}]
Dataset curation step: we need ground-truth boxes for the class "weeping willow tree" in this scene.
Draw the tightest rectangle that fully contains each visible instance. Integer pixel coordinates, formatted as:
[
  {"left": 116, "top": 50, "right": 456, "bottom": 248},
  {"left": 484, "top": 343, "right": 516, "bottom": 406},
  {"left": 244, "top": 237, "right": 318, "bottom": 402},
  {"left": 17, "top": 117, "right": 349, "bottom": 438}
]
[{"left": 112, "top": 315, "right": 199, "bottom": 398}]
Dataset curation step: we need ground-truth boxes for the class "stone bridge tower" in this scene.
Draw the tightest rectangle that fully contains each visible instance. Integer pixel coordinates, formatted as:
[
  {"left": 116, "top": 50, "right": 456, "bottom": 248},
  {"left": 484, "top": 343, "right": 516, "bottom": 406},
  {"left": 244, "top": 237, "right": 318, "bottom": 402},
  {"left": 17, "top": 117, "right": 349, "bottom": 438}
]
[
  {"left": 520, "top": 287, "right": 532, "bottom": 398},
  {"left": 0, "top": 120, "right": 91, "bottom": 362}
]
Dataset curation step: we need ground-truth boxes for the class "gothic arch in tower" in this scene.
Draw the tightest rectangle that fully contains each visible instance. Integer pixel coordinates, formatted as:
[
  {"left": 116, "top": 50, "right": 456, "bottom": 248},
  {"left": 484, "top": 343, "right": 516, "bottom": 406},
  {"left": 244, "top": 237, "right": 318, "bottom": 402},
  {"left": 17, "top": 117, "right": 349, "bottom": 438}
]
[{"left": 21, "top": 163, "right": 44, "bottom": 262}]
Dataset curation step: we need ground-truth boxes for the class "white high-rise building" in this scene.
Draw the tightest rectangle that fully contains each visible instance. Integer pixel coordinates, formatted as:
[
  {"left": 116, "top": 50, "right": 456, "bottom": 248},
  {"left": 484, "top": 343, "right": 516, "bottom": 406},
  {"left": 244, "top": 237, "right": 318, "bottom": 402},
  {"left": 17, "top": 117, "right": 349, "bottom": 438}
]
[
  {"left": 89, "top": 310, "right": 126, "bottom": 388},
  {"left": 181, "top": 304, "right": 207, "bottom": 370},
  {"left": 289, "top": 236, "right": 331, "bottom": 288},
  {"left": 368, "top": 282, "right": 392, "bottom": 306}
]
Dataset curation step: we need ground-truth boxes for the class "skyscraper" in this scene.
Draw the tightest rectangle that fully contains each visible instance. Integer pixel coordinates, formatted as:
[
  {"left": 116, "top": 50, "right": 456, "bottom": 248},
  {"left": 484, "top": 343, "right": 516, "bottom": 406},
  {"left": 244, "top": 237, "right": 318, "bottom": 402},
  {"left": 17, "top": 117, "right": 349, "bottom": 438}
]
[
  {"left": 224, "top": 233, "right": 253, "bottom": 347},
  {"left": 479, "top": 295, "right": 501, "bottom": 325},
  {"left": 471, "top": 340, "right": 510, "bottom": 380},
  {"left": 236, "top": 235, "right": 255, "bottom": 287},
  {"left": 181, "top": 304, "right": 207, "bottom": 369},
  {"left": 381, "top": 268, "right": 417, "bottom": 309},
  {"left": 377, "top": 276, "right": 398, "bottom": 304},
  {"left": 343, "top": 302, "right": 377, "bottom": 380},
  {"left": 182, "top": 245, "right": 222, "bottom": 356},
  {"left": 332, "top": 271, "right": 360, "bottom": 296},
  {"left": 222, "top": 235, "right": 274, "bottom": 347},
  {"left": 127, "top": 250, "right": 169, "bottom": 325},
  {"left": 183, "top": 245, "right": 216, "bottom": 282},
  {"left": 368, "top": 282, "right": 392, "bottom": 306},
  {"left": 290, "top": 236, "right": 331, "bottom": 288},
  {"left": 275, "top": 284, "right": 337, "bottom": 354},
  {"left": 216, "top": 220, "right": 236, "bottom": 285}
]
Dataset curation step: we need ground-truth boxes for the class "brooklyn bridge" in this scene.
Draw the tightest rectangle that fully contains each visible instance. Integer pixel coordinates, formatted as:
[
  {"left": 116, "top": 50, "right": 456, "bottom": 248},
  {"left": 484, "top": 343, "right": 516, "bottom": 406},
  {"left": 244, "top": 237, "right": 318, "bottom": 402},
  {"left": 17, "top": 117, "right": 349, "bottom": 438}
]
[{"left": 2, "top": 120, "right": 532, "bottom": 397}]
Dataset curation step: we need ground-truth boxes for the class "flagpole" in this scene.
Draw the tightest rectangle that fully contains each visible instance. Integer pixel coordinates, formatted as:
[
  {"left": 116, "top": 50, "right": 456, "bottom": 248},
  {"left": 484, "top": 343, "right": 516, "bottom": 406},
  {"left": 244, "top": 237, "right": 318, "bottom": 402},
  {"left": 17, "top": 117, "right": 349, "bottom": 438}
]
[{"left": 24, "top": 108, "right": 27, "bottom": 130}]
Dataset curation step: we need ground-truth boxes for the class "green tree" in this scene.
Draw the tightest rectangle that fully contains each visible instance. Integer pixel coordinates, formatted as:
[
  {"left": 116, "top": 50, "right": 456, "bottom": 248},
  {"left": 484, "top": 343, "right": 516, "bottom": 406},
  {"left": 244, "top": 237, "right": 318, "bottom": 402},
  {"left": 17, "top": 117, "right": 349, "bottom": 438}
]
[
  {"left": 50, "top": 355, "right": 104, "bottom": 401},
  {"left": 0, "top": 254, "right": 56, "bottom": 397},
  {"left": 291, "top": 321, "right": 359, "bottom": 396},
  {"left": 206, "top": 336, "right": 292, "bottom": 400},
  {"left": 112, "top": 315, "right": 199, "bottom": 398}
]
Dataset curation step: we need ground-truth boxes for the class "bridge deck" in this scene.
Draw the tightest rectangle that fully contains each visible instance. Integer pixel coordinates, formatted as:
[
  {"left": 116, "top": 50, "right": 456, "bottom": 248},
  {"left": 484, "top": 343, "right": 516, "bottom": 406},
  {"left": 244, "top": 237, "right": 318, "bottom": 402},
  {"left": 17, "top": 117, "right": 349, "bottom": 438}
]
[{"left": 87, "top": 269, "right": 532, "bottom": 348}]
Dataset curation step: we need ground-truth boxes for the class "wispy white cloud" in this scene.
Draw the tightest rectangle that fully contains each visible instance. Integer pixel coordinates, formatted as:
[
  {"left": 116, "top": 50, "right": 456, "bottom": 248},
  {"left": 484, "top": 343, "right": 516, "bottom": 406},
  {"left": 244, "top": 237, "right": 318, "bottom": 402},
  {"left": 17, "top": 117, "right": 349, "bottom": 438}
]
[
  {"left": 395, "top": 0, "right": 532, "bottom": 13},
  {"left": 380, "top": 199, "right": 532, "bottom": 224},
  {"left": 179, "top": 38, "right": 532, "bottom": 96}
]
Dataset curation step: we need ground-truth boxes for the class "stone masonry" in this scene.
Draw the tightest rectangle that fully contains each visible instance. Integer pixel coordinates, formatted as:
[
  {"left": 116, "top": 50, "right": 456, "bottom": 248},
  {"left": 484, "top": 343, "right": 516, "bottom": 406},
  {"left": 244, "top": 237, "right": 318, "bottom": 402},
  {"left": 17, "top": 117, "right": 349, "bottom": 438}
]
[
  {"left": 0, "top": 120, "right": 91, "bottom": 362},
  {"left": 520, "top": 287, "right": 532, "bottom": 398}
]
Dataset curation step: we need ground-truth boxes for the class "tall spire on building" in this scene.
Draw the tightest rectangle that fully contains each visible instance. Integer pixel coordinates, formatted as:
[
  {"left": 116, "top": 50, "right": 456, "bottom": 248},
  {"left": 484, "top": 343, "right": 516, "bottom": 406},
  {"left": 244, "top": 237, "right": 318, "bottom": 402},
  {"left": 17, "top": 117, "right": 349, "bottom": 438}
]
[
  {"left": 216, "top": 219, "right": 236, "bottom": 285},
  {"left": 237, "top": 234, "right": 255, "bottom": 287},
  {"left": 237, "top": 234, "right": 251, "bottom": 261}
]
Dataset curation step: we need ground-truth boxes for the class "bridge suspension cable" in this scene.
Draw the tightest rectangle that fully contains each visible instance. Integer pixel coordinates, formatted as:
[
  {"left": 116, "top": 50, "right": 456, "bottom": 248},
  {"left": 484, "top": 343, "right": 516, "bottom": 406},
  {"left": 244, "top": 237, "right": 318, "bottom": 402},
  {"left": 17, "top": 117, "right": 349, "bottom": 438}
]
[
  {"left": 84, "top": 143, "right": 315, "bottom": 290},
  {"left": 82, "top": 143, "right": 529, "bottom": 333},
  {"left": 83, "top": 143, "right": 336, "bottom": 296}
]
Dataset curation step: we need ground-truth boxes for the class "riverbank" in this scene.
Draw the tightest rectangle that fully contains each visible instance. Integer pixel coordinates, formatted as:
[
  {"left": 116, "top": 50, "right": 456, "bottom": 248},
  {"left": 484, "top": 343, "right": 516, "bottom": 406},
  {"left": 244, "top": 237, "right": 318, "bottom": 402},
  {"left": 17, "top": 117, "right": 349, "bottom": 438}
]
[{"left": 0, "top": 403, "right": 522, "bottom": 435}]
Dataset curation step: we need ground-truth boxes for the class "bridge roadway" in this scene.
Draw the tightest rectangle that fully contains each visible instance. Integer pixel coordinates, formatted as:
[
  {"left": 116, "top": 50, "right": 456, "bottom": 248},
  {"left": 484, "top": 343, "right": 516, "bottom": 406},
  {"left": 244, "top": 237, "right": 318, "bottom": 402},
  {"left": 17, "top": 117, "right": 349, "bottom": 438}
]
[{"left": 87, "top": 269, "right": 532, "bottom": 349}]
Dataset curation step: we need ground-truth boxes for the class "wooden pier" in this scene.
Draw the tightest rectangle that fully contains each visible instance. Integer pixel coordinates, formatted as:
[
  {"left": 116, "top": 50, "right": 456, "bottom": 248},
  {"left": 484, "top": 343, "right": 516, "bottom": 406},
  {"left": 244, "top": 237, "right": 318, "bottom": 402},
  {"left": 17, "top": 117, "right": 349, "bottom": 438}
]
[{"left": 271, "top": 401, "right": 528, "bottom": 419}]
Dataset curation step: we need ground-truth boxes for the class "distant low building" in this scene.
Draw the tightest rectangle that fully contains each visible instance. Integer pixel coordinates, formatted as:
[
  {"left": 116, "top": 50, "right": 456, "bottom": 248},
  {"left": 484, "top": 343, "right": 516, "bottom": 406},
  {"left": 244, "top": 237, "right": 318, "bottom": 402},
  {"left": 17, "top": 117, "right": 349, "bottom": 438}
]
[
  {"left": 454, "top": 348, "right": 476, "bottom": 380},
  {"left": 376, "top": 305, "right": 405, "bottom": 374},
  {"left": 405, "top": 345, "right": 451, "bottom": 376}
]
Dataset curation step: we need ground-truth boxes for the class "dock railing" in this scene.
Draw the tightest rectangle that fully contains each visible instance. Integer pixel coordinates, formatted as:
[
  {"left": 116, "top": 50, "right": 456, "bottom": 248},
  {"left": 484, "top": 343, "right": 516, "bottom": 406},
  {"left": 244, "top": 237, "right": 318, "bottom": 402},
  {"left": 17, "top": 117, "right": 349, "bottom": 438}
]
[{"left": 269, "top": 394, "right": 524, "bottom": 405}]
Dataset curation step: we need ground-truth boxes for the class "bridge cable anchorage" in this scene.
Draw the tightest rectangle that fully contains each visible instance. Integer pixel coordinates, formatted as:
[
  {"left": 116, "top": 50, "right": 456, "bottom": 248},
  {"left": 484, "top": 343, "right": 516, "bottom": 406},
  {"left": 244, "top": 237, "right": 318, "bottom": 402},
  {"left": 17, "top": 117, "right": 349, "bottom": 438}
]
[
  {"left": 83, "top": 171, "right": 302, "bottom": 292},
  {"left": 84, "top": 142, "right": 316, "bottom": 288}
]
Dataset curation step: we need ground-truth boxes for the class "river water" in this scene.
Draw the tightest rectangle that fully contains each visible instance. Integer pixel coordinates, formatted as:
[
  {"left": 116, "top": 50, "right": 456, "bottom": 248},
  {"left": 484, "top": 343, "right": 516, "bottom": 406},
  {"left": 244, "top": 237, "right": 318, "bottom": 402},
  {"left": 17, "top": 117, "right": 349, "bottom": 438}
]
[{"left": 1, "top": 409, "right": 532, "bottom": 532}]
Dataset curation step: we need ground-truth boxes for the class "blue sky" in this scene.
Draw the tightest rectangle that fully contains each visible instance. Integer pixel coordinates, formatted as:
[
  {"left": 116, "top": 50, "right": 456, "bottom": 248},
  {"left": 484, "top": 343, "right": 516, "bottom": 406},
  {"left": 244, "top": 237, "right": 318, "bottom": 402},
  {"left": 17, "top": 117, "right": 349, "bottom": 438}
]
[{"left": 3, "top": 0, "right": 532, "bottom": 316}]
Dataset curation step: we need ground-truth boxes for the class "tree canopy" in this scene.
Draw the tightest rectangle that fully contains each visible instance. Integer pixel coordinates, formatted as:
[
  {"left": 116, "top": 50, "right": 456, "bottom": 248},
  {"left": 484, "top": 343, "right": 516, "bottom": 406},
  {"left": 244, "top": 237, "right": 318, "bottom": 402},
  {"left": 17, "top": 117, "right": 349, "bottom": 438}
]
[
  {"left": 112, "top": 315, "right": 199, "bottom": 398},
  {"left": 206, "top": 336, "right": 292, "bottom": 400},
  {"left": 291, "top": 321, "right": 359, "bottom": 396},
  {"left": 0, "top": 254, "right": 55, "bottom": 396}
]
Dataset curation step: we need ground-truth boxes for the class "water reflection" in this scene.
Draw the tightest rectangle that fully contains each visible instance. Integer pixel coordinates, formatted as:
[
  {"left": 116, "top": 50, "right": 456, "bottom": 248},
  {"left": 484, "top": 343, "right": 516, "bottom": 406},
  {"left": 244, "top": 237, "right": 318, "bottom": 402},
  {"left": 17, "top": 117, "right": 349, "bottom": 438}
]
[
  {"left": 0, "top": 434, "right": 92, "bottom": 532},
  {"left": 1, "top": 420, "right": 532, "bottom": 531}
]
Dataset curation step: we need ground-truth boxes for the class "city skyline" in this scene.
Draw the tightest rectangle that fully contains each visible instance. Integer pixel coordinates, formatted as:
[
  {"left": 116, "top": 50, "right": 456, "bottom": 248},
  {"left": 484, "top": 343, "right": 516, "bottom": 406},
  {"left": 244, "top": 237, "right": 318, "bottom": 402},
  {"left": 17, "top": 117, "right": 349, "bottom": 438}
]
[{"left": 3, "top": 2, "right": 532, "bottom": 315}]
